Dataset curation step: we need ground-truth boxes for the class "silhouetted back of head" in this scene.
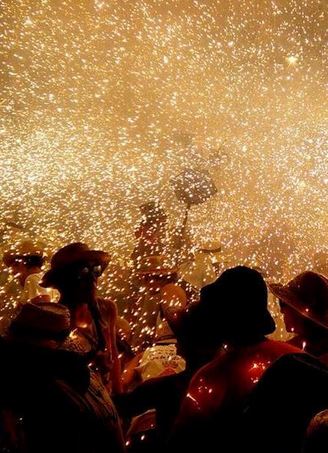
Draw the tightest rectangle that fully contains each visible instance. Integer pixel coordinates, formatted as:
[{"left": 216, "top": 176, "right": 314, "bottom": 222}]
[{"left": 200, "top": 266, "right": 275, "bottom": 343}]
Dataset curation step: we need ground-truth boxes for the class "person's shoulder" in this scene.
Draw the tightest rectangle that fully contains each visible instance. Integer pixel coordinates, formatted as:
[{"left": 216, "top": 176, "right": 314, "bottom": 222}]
[
  {"left": 185, "top": 355, "right": 227, "bottom": 413},
  {"left": 263, "top": 338, "right": 303, "bottom": 355}
]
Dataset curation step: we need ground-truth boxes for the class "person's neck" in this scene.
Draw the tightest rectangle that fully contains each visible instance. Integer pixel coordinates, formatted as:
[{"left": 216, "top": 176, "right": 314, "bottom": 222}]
[
  {"left": 59, "top": 291, "right": 97, "bottom": 308},
  {"left": 27, "top": 267, "right": 41, "bottom": 276}
]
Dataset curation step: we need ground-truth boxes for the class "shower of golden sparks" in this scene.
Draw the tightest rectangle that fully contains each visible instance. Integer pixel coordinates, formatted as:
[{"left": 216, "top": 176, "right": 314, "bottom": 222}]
[{"left": 0, "top": 0, "right": 327, "bottom": 340}]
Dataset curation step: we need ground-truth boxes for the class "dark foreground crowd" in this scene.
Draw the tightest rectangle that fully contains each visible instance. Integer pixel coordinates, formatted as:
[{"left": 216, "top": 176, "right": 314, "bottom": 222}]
[{"left": 0, "top": 240, "right": 328, "bottom": 453}]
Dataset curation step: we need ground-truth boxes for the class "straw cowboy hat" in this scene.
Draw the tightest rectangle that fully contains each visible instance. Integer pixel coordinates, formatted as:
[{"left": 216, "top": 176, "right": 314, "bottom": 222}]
[
  {"left": 41, "top": 242, "right": 110, "bottom": 288},
  {"left": 270, "top": 271, "right": 328, "bottom": 330},
  {"left": 136, "top": 255, "right": 178, "bottom": 276},
  {"left": 3, "top": 240, "right": 46, "bottom": 267},
  {"left": 9, "top": 302, "right": 71, "bottom": 342}
]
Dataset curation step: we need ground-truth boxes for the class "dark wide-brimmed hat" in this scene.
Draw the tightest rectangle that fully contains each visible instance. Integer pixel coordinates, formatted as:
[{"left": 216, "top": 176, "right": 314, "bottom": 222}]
[
  {"left": 269, "top": 271, "right": 328, "bottom": 330},
  {"left": 41, "top": 242, "right": 110, "bottom": 288},
  {"left": 198, "top": 266, "right": 276, "bottom": 340},
  {"left": 9, "top": 302, "right": 71, "bottom": 342}
]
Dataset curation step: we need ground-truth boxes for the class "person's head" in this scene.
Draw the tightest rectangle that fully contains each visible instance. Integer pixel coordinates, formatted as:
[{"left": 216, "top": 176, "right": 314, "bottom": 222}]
[
  {"left": 7, "top": 302, "right": 71, "bottom": 348},
  {"left": 270, "top": 271, "right": 328, "bottom": 339},
  {"left": 3, "top": 240, "right": 46, "bottom": 285},
  {"left": 40, "top": 243, "right": 109, "bottom": 306},
  {"left": 304, "top": 410, "right": 328, "bottom": 453},
  {"left": 139, "top": 201, "right": 167, "bottom": 223},
  {"left": 165, "top": 302, "right": 223, "bottom": 369},
  {"left": 200, "top": 266, "right": 275, "bottom": 345}
]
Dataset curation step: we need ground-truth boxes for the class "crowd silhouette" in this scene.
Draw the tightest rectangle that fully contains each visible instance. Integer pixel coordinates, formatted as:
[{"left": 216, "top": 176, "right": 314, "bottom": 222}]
[{"left": 0, "top": 234, "right": 327, "bottom": 453}]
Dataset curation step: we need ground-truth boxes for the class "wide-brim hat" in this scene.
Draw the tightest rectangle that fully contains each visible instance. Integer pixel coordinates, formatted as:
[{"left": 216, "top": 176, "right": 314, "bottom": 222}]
[
  {"left": 8, "top": 302, "right": 71, "bottom": 342},
  {"left": 198, "top": 266, "right": 276, "bottom": 340},
  {"left": 269, "top": 271, "right": 328, "bottom": 330},
  {"left": 41, "top": 242, "right": 110, "bottom": 288},
  {"left": 3, "top": 239, "right": 46, "bottom": 267},
  {"left": 136, "top": 255, "right": 178, "bottom": 276}
]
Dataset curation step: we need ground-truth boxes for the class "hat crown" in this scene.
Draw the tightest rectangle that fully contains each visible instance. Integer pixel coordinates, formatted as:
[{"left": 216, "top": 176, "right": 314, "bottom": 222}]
[
  {"left": 287, "top": 271, "right": 328, "bottom": 316},
  {"left": 10, "top": 302, "right": 70, "bottom": 339},
  {"left": 51, "top": 243, "right": 92, "bottom": 269},
  {"left": 199, "top": 266, "right": 275, "bottom": 338}
]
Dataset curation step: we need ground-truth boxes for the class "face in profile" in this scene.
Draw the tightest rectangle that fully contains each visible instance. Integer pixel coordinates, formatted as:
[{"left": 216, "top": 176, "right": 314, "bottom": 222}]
[
  {"left": 11, "top": 259, "right": 26, "bottom": 277},
  {"left": 279, "top": 301, "right": 304, "bottom": 334},
  {"left": 58, "top": 262, "right": 103, "bottom": 294}
]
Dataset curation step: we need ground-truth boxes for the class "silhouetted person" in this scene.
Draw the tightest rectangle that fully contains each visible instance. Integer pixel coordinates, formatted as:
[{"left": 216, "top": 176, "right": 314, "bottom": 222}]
[
  {"left": 169, "top": 266, "right": 301, "bottom": 452},
  {"left": 0, "top": 303, "right": 125, "bottom": 453},
  {"left": 270, "top": 271, "right": 328, "bottom": 363},
  {"left": 41, "top": 242, "right": 122, "bottom": 393}
]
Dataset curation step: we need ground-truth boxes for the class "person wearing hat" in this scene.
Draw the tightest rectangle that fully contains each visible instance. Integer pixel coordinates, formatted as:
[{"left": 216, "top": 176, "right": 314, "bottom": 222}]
[
  {"left": 40, "top": 242, "right": 122, "bottom": 394},
  {"left": 303, "top": 409, "right": 328, "bottom": 453},
  {"left": 270, "top": 271, "right": 328, "bottom": 362},
  {"left": 0, "top": 302, "right": 125, "bottom": 453},
  {"left": 2, "top": 240, "right": 58, "bottom": 305},
  {"left": 170, "top": 266, "right": 301, "bottom": 452}
]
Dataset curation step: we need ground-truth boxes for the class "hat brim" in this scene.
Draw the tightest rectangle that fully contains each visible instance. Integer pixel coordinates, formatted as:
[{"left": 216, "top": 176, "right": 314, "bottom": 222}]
[
  {"left": 3, "top": 252, "right": 18, "bottom": 267},
  {"left": 269, "top": 283, "right": 328, "bottom": 331},
  {"left": 40, "top": 250, "right": 110, "bottom": 288}
]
